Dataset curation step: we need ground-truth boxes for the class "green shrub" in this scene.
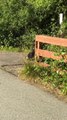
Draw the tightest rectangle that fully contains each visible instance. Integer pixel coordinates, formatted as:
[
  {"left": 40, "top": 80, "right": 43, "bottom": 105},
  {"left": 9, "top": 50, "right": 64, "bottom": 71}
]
[
  {"left": 57, "top": 21, "right": 67, "bottom": 38},
  {"left": 21, "top": 43, "right": 67, "bottom": 95},
  {"left": 0, "top": 0, "right": 67, "bottom": 48},
  {"left": 22, "top": 60, "right": 67, "bottom": 95}
]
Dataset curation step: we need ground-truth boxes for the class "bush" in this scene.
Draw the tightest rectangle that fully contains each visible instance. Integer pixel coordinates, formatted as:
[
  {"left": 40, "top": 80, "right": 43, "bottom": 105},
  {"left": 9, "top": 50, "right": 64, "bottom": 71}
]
[
  {"left": 0, "top": 0, "right": 67, "bottom": 48},
  {"left": 21, "top": 60, "right": 67, "bottom": 95},
  {"left": 21, "top": 44, "right": 67, "bottom": 95},
  {"left": 57, "top": 21, "right": 67, "bottom": 38}
]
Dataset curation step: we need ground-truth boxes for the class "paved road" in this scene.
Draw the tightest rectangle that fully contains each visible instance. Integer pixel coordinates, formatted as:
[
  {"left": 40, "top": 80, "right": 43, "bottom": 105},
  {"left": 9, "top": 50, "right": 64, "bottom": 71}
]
[
  {"left": 0, "top": 52, "right": 67, "bottom": 120},
  {"left": 0, "top": 52, "right": 26, "bottom": 76},
  {"left": 0, "top": 52, "right": 25, "bottom": 66}
]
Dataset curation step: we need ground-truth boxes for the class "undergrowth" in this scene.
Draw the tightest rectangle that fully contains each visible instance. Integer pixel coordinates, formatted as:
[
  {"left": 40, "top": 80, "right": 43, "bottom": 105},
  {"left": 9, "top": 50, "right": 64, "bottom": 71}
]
[
  {"left": 20, "top": 43, "right": 67, "bottom": 96},
  {"left": 20, "top": 59, "right": 67, "bottom": 95},
  {"left": 0, "top": 46, "right": 29, "bottom": 52},
  {"left": 0, "top": 46, "right": 21, "bottom": 52}
]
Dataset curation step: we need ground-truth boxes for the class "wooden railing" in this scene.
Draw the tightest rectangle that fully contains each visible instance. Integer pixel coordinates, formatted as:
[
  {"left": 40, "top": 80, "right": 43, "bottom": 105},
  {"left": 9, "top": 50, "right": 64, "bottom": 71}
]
[{"left": 35, "top": 35, "right": 67, "bottom": 67}]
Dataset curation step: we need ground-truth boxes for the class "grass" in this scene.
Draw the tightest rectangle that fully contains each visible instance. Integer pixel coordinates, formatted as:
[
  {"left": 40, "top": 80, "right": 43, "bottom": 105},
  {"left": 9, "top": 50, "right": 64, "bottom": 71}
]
[
  {"left": 0, "top": 46, "right": 21, "bottom": 52},
  {"left": 0, "top": 46, "right": 31, "bottom": 53}
]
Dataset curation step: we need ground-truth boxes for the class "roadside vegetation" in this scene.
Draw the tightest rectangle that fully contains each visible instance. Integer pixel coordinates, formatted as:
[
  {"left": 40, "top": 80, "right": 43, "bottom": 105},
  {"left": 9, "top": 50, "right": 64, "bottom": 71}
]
[
  {"left": 0, "top": 46, "right": 21, "bottom": 52},
  {"left": 20, "top": 45, "right": 67, "bottom": 96}
]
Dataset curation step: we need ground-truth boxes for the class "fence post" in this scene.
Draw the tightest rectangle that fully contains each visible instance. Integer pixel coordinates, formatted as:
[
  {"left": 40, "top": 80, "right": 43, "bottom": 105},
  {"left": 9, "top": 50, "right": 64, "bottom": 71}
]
[{"left": 35, "top": 41, "right": 40, "bottom": 61}]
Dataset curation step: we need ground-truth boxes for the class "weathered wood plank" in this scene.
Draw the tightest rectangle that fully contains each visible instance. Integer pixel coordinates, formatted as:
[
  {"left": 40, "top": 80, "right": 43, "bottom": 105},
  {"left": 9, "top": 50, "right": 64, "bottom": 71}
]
[
  {"left": 36, "top": 62, "right": 50, "bottom": 67},
  {"left": 36, "top": 35, "right": 67, "bottom": 47},
  {"left": 35, "top": 49, "right": 62, "bottom": 60}
]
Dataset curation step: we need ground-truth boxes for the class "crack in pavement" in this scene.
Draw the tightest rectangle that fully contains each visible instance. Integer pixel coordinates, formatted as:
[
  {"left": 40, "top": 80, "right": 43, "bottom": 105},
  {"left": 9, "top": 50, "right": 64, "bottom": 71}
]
[
  {"left": 0, "top": 52, "right": 26, "bottom": 76},
  {"left": 0, "top": 64, "right": 23, "bottom": 77}
]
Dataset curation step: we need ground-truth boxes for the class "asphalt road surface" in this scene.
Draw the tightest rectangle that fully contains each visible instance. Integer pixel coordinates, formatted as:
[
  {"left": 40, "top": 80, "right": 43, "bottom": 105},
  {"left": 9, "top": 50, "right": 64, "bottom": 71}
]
[{"left": 0, "top": 52, "right": 67, "bottom": 120}]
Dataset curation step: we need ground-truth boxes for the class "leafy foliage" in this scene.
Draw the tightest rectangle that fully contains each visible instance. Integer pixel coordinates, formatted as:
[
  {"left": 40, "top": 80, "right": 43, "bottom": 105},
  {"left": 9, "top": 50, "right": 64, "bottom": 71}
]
[
  {"left": 0, "top": 0, "right": 67, "bottom": 47},
  {"left": 22, "top": 60, "right": 67, "bottom": 95},
  {"left": 21, "top": 44, "right": 67, "bottom": 95}
]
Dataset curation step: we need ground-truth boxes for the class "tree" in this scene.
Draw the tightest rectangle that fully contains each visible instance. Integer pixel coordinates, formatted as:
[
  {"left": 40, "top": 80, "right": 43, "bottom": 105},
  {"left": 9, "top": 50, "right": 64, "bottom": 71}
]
[{"left": 0, "top": 0, "right": 67, "bottom": 47}]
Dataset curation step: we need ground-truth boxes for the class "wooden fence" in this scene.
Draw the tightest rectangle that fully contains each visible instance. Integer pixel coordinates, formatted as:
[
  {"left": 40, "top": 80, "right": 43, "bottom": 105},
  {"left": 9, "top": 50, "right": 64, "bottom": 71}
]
[{"left": 35, "top": 35, "right": 67, "bottom": 67}]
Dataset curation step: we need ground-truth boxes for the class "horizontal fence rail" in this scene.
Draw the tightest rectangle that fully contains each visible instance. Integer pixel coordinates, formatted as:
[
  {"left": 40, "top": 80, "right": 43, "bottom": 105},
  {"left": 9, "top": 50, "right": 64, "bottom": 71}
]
[{"left": 36, "top": 35, "right": 67, "bottom": 47}]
